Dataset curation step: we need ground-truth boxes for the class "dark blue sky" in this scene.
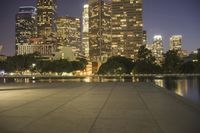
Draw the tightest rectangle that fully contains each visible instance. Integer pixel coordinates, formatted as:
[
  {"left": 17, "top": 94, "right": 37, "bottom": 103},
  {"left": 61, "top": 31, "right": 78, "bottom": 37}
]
[{"left": 0, "top": 0, "right": 199, "bottom": 55}]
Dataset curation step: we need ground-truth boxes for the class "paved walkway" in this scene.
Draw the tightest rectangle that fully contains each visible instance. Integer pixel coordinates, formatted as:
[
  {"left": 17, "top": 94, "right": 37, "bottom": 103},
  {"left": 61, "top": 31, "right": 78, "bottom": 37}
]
[{"left": 0, "top": 82, "right": 200, "bottom": 133}]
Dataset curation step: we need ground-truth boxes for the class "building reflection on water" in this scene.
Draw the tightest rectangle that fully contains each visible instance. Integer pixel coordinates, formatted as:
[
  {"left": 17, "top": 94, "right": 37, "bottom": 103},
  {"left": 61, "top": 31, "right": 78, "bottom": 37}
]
[{"left": 154, "top": 77, "right": 200, "bottom": 105}]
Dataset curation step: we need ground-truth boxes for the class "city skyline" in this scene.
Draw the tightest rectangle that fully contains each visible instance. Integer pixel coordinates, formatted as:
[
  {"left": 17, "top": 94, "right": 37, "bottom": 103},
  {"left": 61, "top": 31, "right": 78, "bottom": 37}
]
[{"left": 0, "top": 0, "right": 199, "bottom": 55}]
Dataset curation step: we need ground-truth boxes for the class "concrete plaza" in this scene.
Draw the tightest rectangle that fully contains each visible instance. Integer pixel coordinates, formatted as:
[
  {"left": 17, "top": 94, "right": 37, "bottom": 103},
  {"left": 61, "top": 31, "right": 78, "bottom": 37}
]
[{"left": 0, "top": 82, "right": 200, "bottom": 133}]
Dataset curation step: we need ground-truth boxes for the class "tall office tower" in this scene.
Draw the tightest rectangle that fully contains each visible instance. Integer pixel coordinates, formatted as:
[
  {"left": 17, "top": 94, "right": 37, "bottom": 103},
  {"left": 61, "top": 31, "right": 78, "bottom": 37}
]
[
  {"left": 152, "top": 35, "right": 164, "bottom": 65},
  {"left": 111, "top": 0, "right": 143, "bottom": 60},
  {"left": 82, "top": 4, "right": 90, "bottom": 58},
  {"left": 16, "top": 6, "right": 37, "bottom": 55},
  {"left": 36, "top": 0, "right": 57, "bottom": 44},
  {"left": 56, "top": 16, "right": 81, "bottom": 57},
  {"left": 143, "top": 30, "right": 147, "bottom": 45},
  {"left": 170, "top": 35, "right": 182, "bottom": 51},
  {"left": 89, "top": 0, "right": 112, "bottom": 62},
  {"left": 0, "top": 44, "right": 3, "bottom": 53}
]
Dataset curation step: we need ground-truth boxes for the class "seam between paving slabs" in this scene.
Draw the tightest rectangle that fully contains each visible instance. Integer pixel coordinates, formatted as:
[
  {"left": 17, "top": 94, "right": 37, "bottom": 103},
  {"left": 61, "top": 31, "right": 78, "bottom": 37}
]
[
  {"left": 19, "top": 84, "right": 97, "bottom": 131},
  {"left": 88, "top": 83, "right": 115, "bottom": 133},
  {"left": 0, "top": 84, "right": 88, "bottom": 114},
  {"left": 136, "top": 83, "right": 165, "bottom": 133}
]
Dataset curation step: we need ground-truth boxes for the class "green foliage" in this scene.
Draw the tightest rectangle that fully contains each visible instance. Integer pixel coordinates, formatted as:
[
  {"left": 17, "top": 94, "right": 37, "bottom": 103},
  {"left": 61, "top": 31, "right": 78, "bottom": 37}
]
[
  {"left": 197, "top": 49, "right": 200, "bottom": 63},
  {"left": 180, "top": 61, "right": 196, "bottom": 73},
  {"left": 195, "top": 49, "right": 200, "bottom": 73},
  {"left": 137, "top": 45, "right": 156, "bottom": 63},
  {"left": 50, "top": 60, "right": 73, "bottom": 73},
  {"left": 37, "top": 60, "right": 82, "bottom": 74},
  {"left": 0, "top": 61, "right": 6, "bottom": 70},
  {"left": 163, "top": 50, "right": 182, "bottom": 73},
  {"left": 134, "top": 61, "right": 162, "bottom": 74},
  {"left": 133, "top": 45, "right": 161, "bottom": 74},
  {"left": 1, "top": 53, "right": 38, "bottom": 73},
  {"left": 0, "top": 53, "right": 86, "bottom": 74},
  {"left": 1, "top": 48, "right": 200, "bottom": 74},
  {"left": 71, "top": 61, "right": 84, "bottom": 71},
  {"left": 77, "top": 58, "right": 88, "bottom": 66},
  {"left": 98, "top": 60, "right": 126, "bottom": 75},
  {"left": 98, "top": 56, "right": 134, "bottom": 74},
  {"left": 71, "top": 58, "right": 87, "bottom": 71}
]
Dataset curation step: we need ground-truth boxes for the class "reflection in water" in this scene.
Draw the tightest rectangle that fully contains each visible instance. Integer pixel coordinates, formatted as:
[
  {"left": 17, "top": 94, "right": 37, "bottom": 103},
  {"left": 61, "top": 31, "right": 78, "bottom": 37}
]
[
  {"left": 83, "top": 77, "right": 91, "bottom": 83},
  {"left": 154, "top": 79, "right": 164, "bottom": 87},
  {"left": 155, "top": 77, "right": 200, "bottom": 105}
]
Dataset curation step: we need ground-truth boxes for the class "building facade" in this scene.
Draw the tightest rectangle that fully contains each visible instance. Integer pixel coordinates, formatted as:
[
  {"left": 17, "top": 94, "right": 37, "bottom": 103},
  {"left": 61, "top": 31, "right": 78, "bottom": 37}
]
[
  {"left": 36, "top": 0, "right": 57, "bottom": 44},
  {"left": 170, "top": 35, "right": 182, "bottom": 52},
  {"left": 111, "top": 0, "right": 143, "bottom": 59},
  {"left": 152, "top": 35, "right": 164, "bottom": 65},
  {"left": 17, "top": 44, "right": 54, "bottom": 56},
  {"left": 82, "top": 4, "right": 90, "bottom": 57},
  {"left": 89, "top": 0, "right": 112, "bottom": 62},
  {"left": 142, "top": 30, "right": 147, "bottom": 45},
  {"left": 56, "top": 16, "right": 81, "bottom": 57},
  {"left": 0, "top": 45, "right": 3, "bottom": 54},
  {"left": 16, "top": 6, "right": 37, "bottom": 55}
]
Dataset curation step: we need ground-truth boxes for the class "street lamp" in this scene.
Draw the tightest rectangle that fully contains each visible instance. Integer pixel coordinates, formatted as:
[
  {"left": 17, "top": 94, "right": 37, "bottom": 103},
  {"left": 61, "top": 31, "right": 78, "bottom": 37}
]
[{"left": 32, "top": 63, "right": 36, "bottom": 68}]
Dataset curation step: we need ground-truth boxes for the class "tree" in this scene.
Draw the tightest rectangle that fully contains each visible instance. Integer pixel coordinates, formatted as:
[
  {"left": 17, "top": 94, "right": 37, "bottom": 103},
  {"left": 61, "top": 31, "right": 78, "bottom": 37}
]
[
  {"left": 133, "top": 45, "right": 161, "bottom": 74},
  {"left": 71, "top": 58, "right": 88, "bottom": 71},
  {"left": 1, "top": 54, "right": 38, "bottom": 73},
  {"left": 71, "top": 61, "right": 85, "bottom": 71},
  {"left": 51, "top": 60, "right": 73, "bottom": 74},
  {"left": 98, "top": 56, "right": 134, "bottom": 74},
  {"left": 163, "top": 50, "right": 182, "bottom": 73},
  {"left": 98, "top": 61, "right": 126, "bottom": 75},
  {"left": 180, "top": 61, "right": 195, "bottom": 73},
  {"left": 197, "top": 48, "right": 200, "bottom": 63},
  {"left": 0, "top": 61, "right": 6, "bottom": 70},
  {"left": 77, "top": 58, "right": 88, "bottom": 66},
  {"left": 37, "top": 60, "right": 73, "bottom": 74},
  {"left": 195, "top": 48, "right": 200, "bottom": 73},
  {"left": 137, "top": 45, "right": 156, "bottom": 63}
]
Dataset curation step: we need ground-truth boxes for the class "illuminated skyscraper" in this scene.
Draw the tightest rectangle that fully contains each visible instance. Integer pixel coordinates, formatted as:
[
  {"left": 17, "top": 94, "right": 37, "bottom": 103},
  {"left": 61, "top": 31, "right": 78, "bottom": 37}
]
[
  {"left": 111, "top": 0, "right": 143, "bottom": 59},
  {"left": 56, "top": 16, "right": 81, "bottom": 57},
  {"left": 143, "top": 30, "right": 147, "bottom": 45},
  {"left": 82, "top": 4, "right": 89, "bottom": 57},
  {"left": 0, "top": 44, "right": 3, "bottom": 53},
  {"left": 36, "top": 0, "right": 57, "bottom": 44},
  {"left": 89, "top": 0, "right": 112, "bottom": 61},
  {"left": 152, "top": 35, "right": 164, "bottom": 65},
  {"left": 15, "top": 6, "right": 37, "bottom": 55},
  {"left": 170, "top": 35, "right": 182, "bottom": 51},
  {"left": 56, "top": 17, "right": 67, "bottom": 47}
]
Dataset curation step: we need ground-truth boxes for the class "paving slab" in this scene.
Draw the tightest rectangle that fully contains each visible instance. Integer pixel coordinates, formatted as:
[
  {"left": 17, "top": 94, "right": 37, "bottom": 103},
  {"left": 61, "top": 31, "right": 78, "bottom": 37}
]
[{"left": 0, "top": 82, "right": 199, "bottom": 133}]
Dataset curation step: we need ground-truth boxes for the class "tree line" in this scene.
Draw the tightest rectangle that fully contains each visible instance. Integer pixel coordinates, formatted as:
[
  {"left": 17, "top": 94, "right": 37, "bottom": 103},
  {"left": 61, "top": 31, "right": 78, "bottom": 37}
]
[
  {"left": 0, "top": 46, "right": 200, "bottom": 75},
  {"left": 0, "top": 53, "right": 87, "bottom": 75},
  {"left": 98, "top": 46, "right": 200, "bottom": 74}
]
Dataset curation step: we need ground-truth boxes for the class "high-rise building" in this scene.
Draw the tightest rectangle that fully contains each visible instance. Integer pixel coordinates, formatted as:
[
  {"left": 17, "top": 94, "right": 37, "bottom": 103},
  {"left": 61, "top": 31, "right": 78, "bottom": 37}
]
[
  {"left": 111, "top": 0, "right": 143, "bottom": 59},
  {"left": 170, "top": 35, "right": 182, "bottom": 52},
  {"left": 0, "top": 44, "right": 3, "bottom": 53},
  {"left": 152, "top": 35, "right": 164, "bottom": 65},
  {"left": 56, "top": 16, "right": 81, "bottom": 57},
  {"left": 16, "top": 6, "right": 37, "bottom": 54},
  {"left": 36, "top": 0, "right": 57, "bottom": 44},
  {"left": 89, "top": 0, "right": 112, "bottom": 62},
  {"left": 56, "top": 17, "right": 67, "bottom": 47},
  {"left": 82, "top": 4, "right": 89, "bottom": 57},
  {"left": 143, "top": 30, "right": 147, "bottom": 45}
]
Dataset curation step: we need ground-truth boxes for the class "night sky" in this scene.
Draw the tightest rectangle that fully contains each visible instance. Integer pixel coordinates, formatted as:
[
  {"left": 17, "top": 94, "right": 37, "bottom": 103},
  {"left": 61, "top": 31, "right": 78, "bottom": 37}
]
[{"left": 0, "top": 0, "right": 199, "bottom": 55}]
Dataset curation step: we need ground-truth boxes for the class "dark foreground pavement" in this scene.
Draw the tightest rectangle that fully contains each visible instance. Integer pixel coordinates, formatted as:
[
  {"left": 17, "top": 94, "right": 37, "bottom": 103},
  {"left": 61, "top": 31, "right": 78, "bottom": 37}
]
[{"left": 0, "top": 82, "right": 200, "bottom": 133}]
